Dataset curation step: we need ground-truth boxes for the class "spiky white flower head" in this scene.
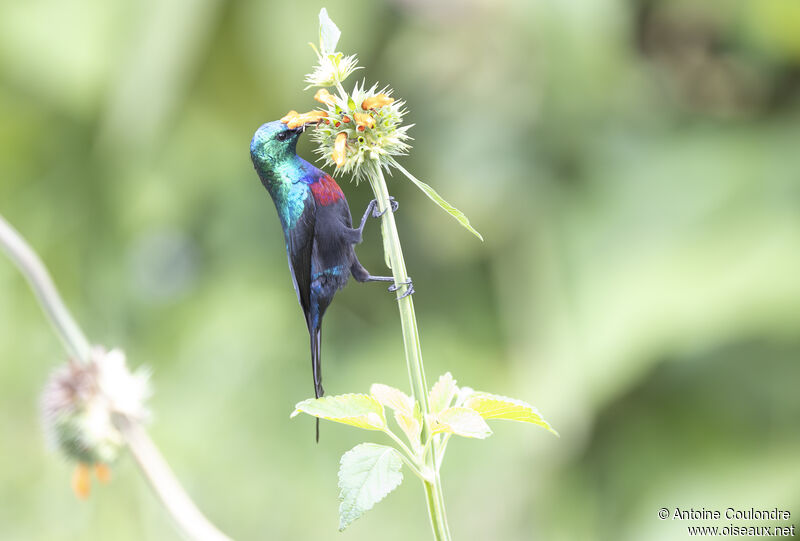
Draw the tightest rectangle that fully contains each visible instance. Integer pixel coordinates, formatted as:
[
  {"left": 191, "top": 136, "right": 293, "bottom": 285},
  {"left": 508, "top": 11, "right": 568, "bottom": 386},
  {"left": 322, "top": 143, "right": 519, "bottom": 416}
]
[
  {"left": 41, "top": 347, "right": 150, "bottom": 465},
  {"left": 309, "top": 82, "right": 412, "bottom": 184}
]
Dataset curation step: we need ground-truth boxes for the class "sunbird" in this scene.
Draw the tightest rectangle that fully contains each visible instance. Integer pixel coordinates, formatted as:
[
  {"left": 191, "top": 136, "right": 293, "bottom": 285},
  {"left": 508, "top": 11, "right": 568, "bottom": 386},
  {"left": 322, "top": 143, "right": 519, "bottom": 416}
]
[{"left": 250, "top": 120, "right": 412, "bottom": 440}]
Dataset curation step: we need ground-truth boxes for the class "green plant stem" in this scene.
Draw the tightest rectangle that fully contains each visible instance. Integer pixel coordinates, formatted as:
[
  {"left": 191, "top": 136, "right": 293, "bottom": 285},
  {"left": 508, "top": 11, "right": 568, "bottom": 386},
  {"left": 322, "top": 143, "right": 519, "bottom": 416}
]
[
  {"left": 115, "top": 414, "right": 233, "bottom": 541},
  {"left": 0, "top": 214, "right": 91, "bottom": 362},
  {"left": 394, "top": 450, "right": 429, "bottom": 484},
  {"left": 366, "top": 161, "right": 452, "bottom": 541},
  {"left": 435, "top": 434, "right": 453, "bottom": 470},
  {"left": 382, "top": 428, "right": 418, "bottom": 467}
]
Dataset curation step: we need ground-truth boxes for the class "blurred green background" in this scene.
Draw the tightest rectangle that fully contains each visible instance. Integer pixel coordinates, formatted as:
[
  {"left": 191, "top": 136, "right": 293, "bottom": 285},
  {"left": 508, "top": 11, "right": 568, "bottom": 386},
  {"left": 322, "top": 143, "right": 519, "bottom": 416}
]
[{"left": 1, "top": 0, "right": 799, "bottom": 539}]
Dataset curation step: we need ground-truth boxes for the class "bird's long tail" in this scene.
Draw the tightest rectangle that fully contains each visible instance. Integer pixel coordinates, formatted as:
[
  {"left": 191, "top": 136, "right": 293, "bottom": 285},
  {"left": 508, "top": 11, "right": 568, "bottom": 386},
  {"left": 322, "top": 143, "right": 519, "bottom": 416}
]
[{"left": 310, "top": 325, "right": 324, "bottom": 442}]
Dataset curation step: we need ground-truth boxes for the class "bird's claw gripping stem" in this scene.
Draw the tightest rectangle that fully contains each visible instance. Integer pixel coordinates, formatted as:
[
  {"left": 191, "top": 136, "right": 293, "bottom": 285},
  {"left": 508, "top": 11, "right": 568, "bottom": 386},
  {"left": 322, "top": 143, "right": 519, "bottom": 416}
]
[
  {"left": 372, "top": 196, "right": 398, "bottom": 218},
  {"left": 357, "top": 198, "right": 399, "bottom": 238},
  {"left": 388, "top": 278, "right": 414, "bottom": 300}
]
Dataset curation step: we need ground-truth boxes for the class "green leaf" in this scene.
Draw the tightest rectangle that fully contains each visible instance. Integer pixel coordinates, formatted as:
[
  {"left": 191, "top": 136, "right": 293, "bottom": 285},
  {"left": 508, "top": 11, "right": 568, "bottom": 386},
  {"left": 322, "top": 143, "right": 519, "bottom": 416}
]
[
  {"left": 429, "top": 372, "right": 458, "bottom": 414},
  {"left": 370, "top": 383, "right": 412, "bottom": 413},
  {"left": 318, "top": 8, "right": 341, "bottom": 55},
  {"left": 369, "top": 384, "right": 422, "bottom": 447},
  {"left": 464, "top": 392, "right": 558, "bottom": 436},
  {"left": 393, "top": 161, "right": 483, "bottom": 241},
  {"left": 455, "top": 385, "right": 475, "bottom": 407},
  {"left": 291, "top": 393, "right": 386, "bottom": 431},
  {"left": 431, "top": 407, "right": 492, "bottom": 439},
  {"left": 338, "top": 443, "right": 404, "bottom": 531},
  {"left": 394, "top": 408, "right": 422, "bottom": 449}
]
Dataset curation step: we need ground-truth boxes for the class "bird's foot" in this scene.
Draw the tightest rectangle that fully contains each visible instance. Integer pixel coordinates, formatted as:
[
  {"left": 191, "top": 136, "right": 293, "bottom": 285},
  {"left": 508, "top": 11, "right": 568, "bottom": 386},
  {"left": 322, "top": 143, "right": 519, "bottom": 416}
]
[
  {"left": 356, "top": 198, "right": 399, "bottom": 238},
  {"left": 372, "top": 197, "right": 399, "bottom": 218},
  {"left": 388, "top": 277, "right": 414, "bottom": 300}
]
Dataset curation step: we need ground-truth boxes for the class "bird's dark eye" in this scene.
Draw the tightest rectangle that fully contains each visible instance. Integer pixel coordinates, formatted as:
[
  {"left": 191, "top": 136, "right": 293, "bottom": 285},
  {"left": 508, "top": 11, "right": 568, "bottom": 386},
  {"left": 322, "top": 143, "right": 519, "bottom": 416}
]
[{"left": 276, "top": 131, "right": 289, "bottom": 141}]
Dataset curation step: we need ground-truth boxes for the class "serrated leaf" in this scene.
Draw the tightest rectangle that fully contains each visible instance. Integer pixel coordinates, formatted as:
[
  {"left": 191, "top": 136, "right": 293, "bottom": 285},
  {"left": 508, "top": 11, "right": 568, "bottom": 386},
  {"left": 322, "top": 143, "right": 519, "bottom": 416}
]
[
  {"left": 429, "top": 372, "right": 458, "bottom": 414},
  {"left": 394, "top": 403, "right": 422, "bottom": 449},
  {"left": 318, "top": 8, "right": 341, "bottom": 55},
  {"left": 291, "top": 394, "right": 386, "bottom": 431},
  {"left": 464, "top": 392, "right": 558, "bottom": 436},
  {"left": 338, "top": 443, "right": 404, "bottom": 531},
  {"left": 455, "top": 385, "right": 475, "bottom": 407},
  {"left": 393, "top": 162, "right": 483, "bottom": 241},
  {"left": 431, "top": 407, "right": 492, "bottom": 439},
  {"left": 370, "top": 383, "right": 412, "bottom": 414}
]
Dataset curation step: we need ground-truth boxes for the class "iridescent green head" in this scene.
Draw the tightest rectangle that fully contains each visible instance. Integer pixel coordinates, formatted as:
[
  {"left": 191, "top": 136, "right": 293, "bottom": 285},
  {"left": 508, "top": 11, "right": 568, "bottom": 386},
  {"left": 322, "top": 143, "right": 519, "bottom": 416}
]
[{"left": 250, "top": 121, "right": 304, "bottom": 187}]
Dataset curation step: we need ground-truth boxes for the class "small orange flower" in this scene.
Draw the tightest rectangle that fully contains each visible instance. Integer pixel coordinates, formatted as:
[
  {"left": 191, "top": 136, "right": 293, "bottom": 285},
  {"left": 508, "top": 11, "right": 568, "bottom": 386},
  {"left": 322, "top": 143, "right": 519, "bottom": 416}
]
[
  {"left": 280, "top": 110, "right": 299, "bottom": 123},
  {"left": 357, "top": 125, "right": 366, "bottom": 132},
  {"left": 353, "top": 112, "right": 375, "bottom": 129},
  {"left": 285, "top": 110, "right": 328, "bottom": 129},
  {"left": 94, "top": 463, "right": 112, "bottom": 483},
  {"left": 332, "top": 132, "right": 347, "bottom": 168},
  {"left": 71, "top": 462, "right": 112, "bottom": 499},
  {"left": 313, "top": 88, "right": 337, "bottom": 107},
  {"left": 72, "top": 463, "right": 91, "bottom": 500},
  {"left": 361, "top": 94, "right": 394, "bottom": 110},
  {"left": 342, "top": 115, "right": 351, "bottom": 123}
]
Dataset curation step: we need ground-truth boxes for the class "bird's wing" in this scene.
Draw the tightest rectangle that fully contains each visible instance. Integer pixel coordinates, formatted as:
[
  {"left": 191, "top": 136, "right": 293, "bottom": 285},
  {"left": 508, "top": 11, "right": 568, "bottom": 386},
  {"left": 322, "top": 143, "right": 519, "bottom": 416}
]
[
  {"left": 286, "top": 193, "right": 316, "bottom": 326},
  {"left": 310, "top": 171, "right": 360, "bottom": 239}
]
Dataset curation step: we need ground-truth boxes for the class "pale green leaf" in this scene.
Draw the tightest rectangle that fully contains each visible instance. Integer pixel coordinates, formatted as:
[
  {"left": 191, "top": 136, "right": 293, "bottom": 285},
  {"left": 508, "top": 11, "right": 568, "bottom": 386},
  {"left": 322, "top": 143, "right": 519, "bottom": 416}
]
[
  {"left": 318, "top": 8, "right": 341, "bottom": 55},
  {"left": 464, "top": 392, "right": 558, "bottom": 436},
  {"left": 370, "top": 383, "right": 412, "bottom": 414},
  {"left": 338, "top": 443, "right": 404, "bottom": 531},
  {"left": 429, "top": 372, "right": 458, "bottom": 414},
  {"left": 291, "top": 393, "right": 386, "bottom": 431},
  {"left": 455, "top": 385, "right": 475, "bottom": 407},
  {"left": 431, "top": 407, "right": 492, "bottom": 439},
  {"left": 393, "top": 161, "right": 483, "bottom": 241},
  {"left": 394, "top": 402, "right": 422, "bottom": 449}
]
